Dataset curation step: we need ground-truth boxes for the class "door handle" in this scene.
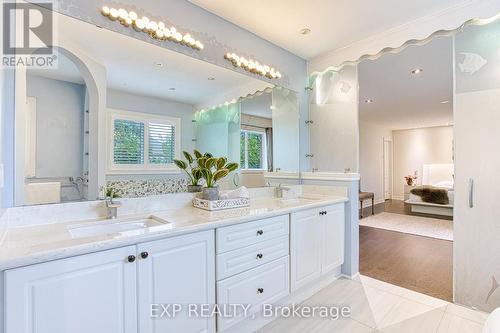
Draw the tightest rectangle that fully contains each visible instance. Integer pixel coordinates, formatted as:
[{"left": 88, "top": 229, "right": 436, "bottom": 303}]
[{"left": 468, "top": 178, "right": 474, "bottom": 208}]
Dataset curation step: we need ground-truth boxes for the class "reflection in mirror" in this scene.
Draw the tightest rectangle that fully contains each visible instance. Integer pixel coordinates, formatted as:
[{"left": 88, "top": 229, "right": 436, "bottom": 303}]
[
  {"left": 12, "top": 11, "right": 300, "bottom": 206},
  {"left": 194, "top": 86, "right": 300, "bottom": 189},
  {"left": 309, "top": 65, "right": 359, "bottom": 173},
  {"left": 23, "top": 53, "right": 88, "bottom": 204}
]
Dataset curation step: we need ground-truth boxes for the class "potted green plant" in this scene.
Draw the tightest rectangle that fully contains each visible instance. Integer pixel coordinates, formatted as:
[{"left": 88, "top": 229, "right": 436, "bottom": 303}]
[
  {"left": 198, "top": 156, "right": 238, "bottom": 200},
  {"left": 174, "top": 150, "right": 204, "bottom": 193}
]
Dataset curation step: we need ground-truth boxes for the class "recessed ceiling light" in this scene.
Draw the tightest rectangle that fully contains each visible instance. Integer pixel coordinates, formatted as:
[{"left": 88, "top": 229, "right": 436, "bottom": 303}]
[
  {"left": 365, "top": 99, "right": 374, "bottom": 104},
  {"left": 300, "top": 28, "right": 311, "bottom": 35},
  {"left": 440, "top": 100, "right": 450, "bottom": 104},
  {"left": 168, "top": 87, "right": 176, "bottom": 91},
  {"left": 207, "top": 77, "right": 215, "bottom": 81},
  {"left": 411, "top": 68, "right": 424, "bottom": 75},
  {"left": 155, "top": 62, "right": 164, "bottom": 68}
]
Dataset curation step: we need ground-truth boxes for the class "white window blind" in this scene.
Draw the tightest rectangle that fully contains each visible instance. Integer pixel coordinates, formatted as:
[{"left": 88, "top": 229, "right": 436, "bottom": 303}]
[{"left": 148, "top": 122, "right": 175, "bottom": 164}]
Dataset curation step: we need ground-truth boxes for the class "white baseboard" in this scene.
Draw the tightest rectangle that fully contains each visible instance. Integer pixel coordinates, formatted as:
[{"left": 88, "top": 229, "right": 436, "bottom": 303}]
[{"left": 340, "top": 272, "right": 360, "bottom": 280}]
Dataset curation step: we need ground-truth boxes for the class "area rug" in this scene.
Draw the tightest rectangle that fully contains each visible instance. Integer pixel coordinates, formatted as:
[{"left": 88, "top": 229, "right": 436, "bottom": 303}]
[{"left": 359, "top": 212, "right": 453, "bottom": 241}]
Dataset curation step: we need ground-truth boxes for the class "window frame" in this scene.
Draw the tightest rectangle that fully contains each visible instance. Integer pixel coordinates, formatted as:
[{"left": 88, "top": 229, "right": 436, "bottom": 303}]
[
  {"left": 240, "top": 129, "right": 268, "bottom": 171},
  {"left": 107, "top": 108, "right": 181, "bottom": 174}
]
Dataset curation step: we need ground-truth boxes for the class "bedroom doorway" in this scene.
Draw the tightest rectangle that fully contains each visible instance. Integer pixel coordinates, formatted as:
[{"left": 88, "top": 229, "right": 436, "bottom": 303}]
[{"left": 357, "top": 35, "right": 454, "bottom": 301}]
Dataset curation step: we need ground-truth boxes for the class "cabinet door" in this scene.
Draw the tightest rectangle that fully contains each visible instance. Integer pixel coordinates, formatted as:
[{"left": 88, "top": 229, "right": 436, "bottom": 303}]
[
  {"left": 5, "top": 246, "right": 137, "bottom": 333},
  {"left": 290, "top": 208, "right": 322, "bottom": 291},
  {"left": 321, "top": 204, "right": 345, "bottom": 274},
  {"left": 137, "top": 230, "right": 215, "bottom": 333}
]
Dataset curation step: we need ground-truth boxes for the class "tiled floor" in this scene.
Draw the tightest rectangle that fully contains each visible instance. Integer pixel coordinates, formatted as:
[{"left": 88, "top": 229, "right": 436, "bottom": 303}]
[{"left": 259, "top": 275, "right": 487, "bottom": 333}]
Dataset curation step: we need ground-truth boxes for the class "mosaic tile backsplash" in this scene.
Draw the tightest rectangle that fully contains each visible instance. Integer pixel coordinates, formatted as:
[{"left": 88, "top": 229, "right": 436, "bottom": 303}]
[{"left": 106, "top": 178, "right": 189, "bottom": 198}]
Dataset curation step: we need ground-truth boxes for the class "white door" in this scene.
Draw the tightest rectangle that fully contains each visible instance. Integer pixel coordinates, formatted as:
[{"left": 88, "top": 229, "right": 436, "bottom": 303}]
[
  {"left": 290, "top": 208, "right": 322, "bottom": 291},
  {"left": 137, "top": 230, "right": 216, "bottom": 333},
  {"left": 454, "top": 22, "right": 500, "bottom": 311},
  {"left": 383, "top": 139, "right": 392, "bottom": 200},
  {"left": 321, "top": 204, "right": 345, "bottom": 274},
  {"left": 4, "top": 246, "right": 138, "bottom": 333}
]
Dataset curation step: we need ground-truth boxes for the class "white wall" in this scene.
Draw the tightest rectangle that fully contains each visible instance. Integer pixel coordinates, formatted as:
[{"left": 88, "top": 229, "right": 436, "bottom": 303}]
[
  {"left": 392, "top": 126, "right": 453, "bottom": 198},
  {"left": 359, "top": 121, "right": 393, "bottom": 204},
  {"left": 26, "top": 75, "right": 85, "bottom": 179}
]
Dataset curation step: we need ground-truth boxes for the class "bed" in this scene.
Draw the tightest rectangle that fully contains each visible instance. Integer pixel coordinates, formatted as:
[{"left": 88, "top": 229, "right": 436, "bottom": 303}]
[{"left": 405, "top": 164, "right": 454, "bottom": 217}]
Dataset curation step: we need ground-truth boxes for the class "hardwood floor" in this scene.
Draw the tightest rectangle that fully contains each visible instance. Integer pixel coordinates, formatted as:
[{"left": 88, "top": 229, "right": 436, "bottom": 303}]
[{"left": 359, "top": 199, "right": 453, "bottom": 302}]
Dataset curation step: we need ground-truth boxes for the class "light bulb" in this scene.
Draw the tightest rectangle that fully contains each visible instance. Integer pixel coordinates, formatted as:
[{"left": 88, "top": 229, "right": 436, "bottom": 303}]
[
  {"left": 101, "top": 6, "right": 110, "bottom": 16},
  {"left": 109, "top": 8, "right": 119, "bottom": 20},
  {"left": 170, "top": 27, "right": 177, "bottom": 34},
  {"left": 175, "top": 33, "right": 182, "bottom": 42},
  {"left": 148, "top": 21, "right": 158, "bottom": 32},
  {"left": 158, "top": 22, "right": 165, "bottom": 30},
  {"left": 124, "top": 17, "right": 133, "bottom": 26},
  {"left": 128, "top": 11, "right": 137, "bottom": 21},
  {"left": 198, "top": 43, "right": 204, "bottom": 50},
  {"left": 133, "top": 19, "right": 145, "bottom": 31},
  {"left": 163, "top": 28, "right": 172, "bottom": 39},
  {"left": 118, "top": 8, "right": 128, "bottom": 20},
  {"left": 155, "top": 29, "right": 164, "bottom": 39},
  {"left": 263, "top": 65, "right": 270, "bottom": 73},
  {"left": 183, "top": 34, "right": 191, "bottom": 43},
  {"left": 276, "top": 72, "right": 282, "bottom": 78},
  {"left": 142, "top": 16, "right": 150, "bottom": 26}
]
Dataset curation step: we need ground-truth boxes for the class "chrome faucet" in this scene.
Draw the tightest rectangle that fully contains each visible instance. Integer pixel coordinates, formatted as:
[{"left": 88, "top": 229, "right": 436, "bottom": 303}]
[
  {"left": 105, "top": 197, "right": 122, "bottom": 219},
  {"left": 275, "top": 184, "right": 292, "bottom": 198}
]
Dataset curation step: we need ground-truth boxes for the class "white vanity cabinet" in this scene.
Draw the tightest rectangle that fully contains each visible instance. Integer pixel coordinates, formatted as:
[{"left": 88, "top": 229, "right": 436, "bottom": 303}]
[
  {"left": 4, "top": 230, "right": 215, "bottom": 333},
  {"left": 137, "top": 231, "right": 215, "bottom": 333},
  {"left": 4, "top": 246, "right": 138, "bottom": 333},
  {"left": 290, "top": 203, "right": 345, "bottom": 291}
]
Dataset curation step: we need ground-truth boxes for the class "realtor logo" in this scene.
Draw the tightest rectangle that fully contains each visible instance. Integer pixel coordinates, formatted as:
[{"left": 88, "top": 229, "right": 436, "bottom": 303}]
[{"left": 2, "top": 1, "right": 57, "bottom": 68}]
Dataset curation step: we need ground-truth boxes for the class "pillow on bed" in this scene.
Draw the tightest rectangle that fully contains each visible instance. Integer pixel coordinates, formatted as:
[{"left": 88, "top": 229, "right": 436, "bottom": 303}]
[{"left": 433, "top": 180, "right": 454, "bottom": 190}]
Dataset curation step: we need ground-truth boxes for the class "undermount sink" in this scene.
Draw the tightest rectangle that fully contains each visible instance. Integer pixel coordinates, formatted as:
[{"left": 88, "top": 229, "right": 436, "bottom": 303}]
[{"left": 68, "top": 216, "right": 170, "bottom": 239}]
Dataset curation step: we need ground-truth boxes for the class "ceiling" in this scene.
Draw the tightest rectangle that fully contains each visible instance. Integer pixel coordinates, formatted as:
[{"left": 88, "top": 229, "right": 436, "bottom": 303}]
[
  {"left": 359, "top": 36, "right": 453, "bottom": 130},
  {"left": 30, "top": 13, "right": 271, "bottom": 107},
  {"left": 190, "top": 0, "right": 464, "bottom": 59}
]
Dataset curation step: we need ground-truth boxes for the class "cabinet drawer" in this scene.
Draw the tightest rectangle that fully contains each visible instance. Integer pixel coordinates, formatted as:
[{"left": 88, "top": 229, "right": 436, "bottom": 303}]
[
  {"left": 216, "top": 215, "right": 289, "bottom": 253},
  {"left": 217, "top": 256, "right": 290, "bottom": 331},
  {"left": 216, "top": 235, "right": 289, "bottom": 280}
]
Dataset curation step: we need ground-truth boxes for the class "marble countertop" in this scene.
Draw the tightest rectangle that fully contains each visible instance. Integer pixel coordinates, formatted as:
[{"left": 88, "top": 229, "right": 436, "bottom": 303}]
[{"left": 0, "top": 195, "right": 348, "bottom": 271}]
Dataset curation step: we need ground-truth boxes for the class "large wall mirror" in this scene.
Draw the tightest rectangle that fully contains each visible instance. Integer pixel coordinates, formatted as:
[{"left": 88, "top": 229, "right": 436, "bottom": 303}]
[{"left": 12, "top": 9, "right": 300, "bottom": 206}]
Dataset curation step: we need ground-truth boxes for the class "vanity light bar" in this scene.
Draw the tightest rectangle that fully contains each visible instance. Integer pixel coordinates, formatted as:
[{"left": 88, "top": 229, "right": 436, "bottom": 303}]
[
  {"left": 101, "top": 6, "right": 204, "bottom": 51},
  {"left": 224, "top": 53, "right": 282, "bottom": 79}
]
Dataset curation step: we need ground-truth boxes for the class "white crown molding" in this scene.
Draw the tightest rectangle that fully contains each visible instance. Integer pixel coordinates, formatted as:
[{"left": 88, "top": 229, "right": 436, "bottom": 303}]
[{"left": 309, "top": 0, "right": 500, "bottom": 74}]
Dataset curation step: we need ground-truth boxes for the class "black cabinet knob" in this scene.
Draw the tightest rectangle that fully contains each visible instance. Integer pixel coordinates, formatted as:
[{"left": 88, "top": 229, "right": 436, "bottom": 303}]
[
  {"left": 256, "top": 253, "right": 263, "bottom": 259},
  {"left": 257, "top": 288, "right": 264, "bottom": 294},
  {"left": 127, "top": 255, "right": 136, "bottom": 263},
  {"left": 140, "top": 252, "right": 149, "bottom": 259},
  {"left": 256, "top": 230, "right": 264, "bottom": 236}
]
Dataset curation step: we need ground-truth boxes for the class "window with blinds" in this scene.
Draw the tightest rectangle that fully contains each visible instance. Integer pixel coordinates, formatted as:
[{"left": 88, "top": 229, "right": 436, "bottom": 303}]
[{"left": 109, "top": 110, "right": 180, "bottom": 172}]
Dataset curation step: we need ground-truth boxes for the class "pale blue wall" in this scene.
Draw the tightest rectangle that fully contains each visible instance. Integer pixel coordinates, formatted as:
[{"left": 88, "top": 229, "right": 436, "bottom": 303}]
[{"left": 27, "top": 75, "right": 85, "bottom": 179}]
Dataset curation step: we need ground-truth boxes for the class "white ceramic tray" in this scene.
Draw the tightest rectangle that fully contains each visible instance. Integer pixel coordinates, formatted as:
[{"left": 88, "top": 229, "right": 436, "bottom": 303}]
[{"left": 192, "top": 197, "right": 250, "bottom": 211}]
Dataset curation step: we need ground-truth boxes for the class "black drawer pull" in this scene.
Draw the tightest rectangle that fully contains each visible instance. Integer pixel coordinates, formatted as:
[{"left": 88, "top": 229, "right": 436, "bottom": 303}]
[
  {"left": 256, "top": 253, "right": 263, "bottom": 259},
  {"left": 257, "top": 288, "right": 264, "bottom": 294},
  {"left": 140, "top": 252, "right": 149, "bottom": 259},
  {"left": 127, "top": 255, "right": 136, "bottom": 263},
  {"left": 256, "top": 230, "right": 264, "bottom": 236}
]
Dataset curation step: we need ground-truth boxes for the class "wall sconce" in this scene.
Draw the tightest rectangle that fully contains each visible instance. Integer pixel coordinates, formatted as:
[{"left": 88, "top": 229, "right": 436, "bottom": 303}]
[
  {"left": 224, "top": 52, "right": 281, "bottom": 79},
  {"left": 101, "top": 6, "right": 204, "bottom": 51}
]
